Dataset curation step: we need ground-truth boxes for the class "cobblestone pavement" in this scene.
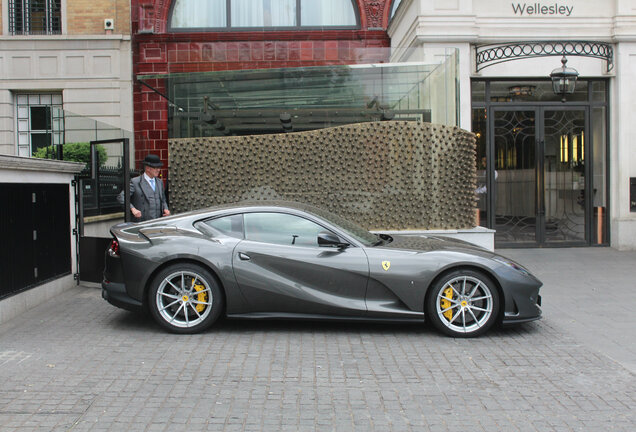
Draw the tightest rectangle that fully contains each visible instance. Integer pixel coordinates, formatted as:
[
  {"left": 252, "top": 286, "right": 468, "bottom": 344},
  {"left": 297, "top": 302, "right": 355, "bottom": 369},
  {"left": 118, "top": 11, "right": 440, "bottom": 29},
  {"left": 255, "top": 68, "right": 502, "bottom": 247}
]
[
  {"left": 1, "top": 248, "right": 635, "bottom": 431},
  {"left": 502, "top": 247, "right": 636, "bottom": 375}
]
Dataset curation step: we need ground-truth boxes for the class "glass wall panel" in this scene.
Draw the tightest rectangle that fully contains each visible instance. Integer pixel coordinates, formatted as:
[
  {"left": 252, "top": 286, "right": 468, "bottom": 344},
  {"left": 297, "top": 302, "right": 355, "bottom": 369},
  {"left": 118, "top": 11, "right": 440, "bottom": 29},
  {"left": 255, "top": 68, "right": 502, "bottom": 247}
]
[
  {"left": 29, "top": 107, "right": 133, "bottom": 218},
  {"left": 138, "top": 51, "right": 460, "bottom": 138}
]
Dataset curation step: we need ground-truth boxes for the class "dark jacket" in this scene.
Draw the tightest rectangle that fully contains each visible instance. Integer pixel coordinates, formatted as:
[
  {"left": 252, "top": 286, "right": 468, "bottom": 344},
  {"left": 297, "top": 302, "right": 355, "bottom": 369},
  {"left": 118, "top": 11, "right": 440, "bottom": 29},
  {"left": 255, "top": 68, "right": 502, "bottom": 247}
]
[{"left": 118, "top": 175, "right": 169, "bottom": 222}]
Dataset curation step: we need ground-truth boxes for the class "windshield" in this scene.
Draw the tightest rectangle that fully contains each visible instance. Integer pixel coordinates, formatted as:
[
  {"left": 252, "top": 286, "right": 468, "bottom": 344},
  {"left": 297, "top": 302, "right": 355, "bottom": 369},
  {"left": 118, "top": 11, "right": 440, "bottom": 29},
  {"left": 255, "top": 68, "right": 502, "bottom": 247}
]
[{"left": 303, "top": 204, "right": 379, "bottom": 246}]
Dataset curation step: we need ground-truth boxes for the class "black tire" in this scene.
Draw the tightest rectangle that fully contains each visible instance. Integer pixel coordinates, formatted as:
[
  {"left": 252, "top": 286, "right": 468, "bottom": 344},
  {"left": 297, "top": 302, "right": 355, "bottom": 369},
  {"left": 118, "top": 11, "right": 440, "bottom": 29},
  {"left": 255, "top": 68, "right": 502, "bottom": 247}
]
[
  {"left": 148, "top": 263, "right": 223, "bottom": 334},
  {"left": 426, "top": 269, "right": 499, "bottom": 338}
]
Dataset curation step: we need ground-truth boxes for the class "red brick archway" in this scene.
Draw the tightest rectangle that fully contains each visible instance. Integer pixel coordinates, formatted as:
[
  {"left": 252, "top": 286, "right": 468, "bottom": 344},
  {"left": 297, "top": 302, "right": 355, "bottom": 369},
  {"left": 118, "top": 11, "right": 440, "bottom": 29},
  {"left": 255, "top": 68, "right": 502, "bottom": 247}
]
[{"left": 131, "top": 0, "right": 393, "bottom": 182}]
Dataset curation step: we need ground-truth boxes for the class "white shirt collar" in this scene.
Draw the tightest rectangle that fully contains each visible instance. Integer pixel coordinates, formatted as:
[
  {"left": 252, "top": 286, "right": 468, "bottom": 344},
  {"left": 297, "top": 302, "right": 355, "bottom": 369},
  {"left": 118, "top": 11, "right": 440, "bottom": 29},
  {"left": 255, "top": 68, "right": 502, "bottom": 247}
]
[{"left": 143, "top": 172, "right": 155, "bottom": 184}]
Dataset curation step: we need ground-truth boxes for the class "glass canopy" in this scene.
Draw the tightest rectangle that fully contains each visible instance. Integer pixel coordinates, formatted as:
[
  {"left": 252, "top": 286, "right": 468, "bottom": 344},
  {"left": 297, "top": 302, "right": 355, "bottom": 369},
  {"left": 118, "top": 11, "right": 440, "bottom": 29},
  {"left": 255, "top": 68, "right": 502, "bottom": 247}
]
[{"left": 138, "top": 51, "right": 458, "bottom": 138}]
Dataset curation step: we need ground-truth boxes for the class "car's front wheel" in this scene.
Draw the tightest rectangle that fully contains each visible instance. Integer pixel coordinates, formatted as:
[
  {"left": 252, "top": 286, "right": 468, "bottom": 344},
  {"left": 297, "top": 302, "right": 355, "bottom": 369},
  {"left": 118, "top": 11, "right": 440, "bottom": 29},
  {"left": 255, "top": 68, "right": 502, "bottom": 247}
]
[
  {"left": 148, "top": 263, "right": 223, "bottom": 334},
  {"left": 426, "top": 270, "right": 499, "bottom": 338}
]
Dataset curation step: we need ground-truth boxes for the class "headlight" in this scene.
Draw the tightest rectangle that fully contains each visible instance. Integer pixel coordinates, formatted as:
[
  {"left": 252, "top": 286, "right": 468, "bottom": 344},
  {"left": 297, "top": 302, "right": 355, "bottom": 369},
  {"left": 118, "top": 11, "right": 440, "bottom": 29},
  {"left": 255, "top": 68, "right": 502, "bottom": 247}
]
[{"left": 492, "top": 256, "right": 530, "bottom": 275}]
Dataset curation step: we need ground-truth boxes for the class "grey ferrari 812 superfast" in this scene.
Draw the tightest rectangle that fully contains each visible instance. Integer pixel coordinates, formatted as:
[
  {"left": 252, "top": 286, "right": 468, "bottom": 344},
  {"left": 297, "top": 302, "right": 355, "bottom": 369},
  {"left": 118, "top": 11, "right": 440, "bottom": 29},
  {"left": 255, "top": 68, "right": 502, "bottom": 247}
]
[{"left": 102, "top": 201, "right": 542, "bottom": 337}]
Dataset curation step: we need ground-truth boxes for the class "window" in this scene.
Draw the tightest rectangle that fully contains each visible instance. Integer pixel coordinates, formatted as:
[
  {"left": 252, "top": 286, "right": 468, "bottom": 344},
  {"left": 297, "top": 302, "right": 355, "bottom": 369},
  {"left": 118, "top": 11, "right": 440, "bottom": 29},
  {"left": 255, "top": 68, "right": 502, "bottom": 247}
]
[
  {"left": 16, "top": 93, "right": 63, "bottom": 157},
  {"left": 390, "top": 0, "right": 402, "bottom": 18},
  {"left": 231, "top": 0, "right": 295, "bottom": 27},
  {"left": 299, "top": 0, "right": 357, "bottom": 27},
  {"left": 9, "top": 0, "right": 61, "bottom": 35},
  {"left": 171, "top": 0, "right": 227, "bottom": 28},
  {"left": 201, "top": 214, "right": 244, "bottom": 238},
  {"left": 244, "top": 213, "right": 330, "bottom": 246},
  {"left": 170, "top": 0, "right": 358, "bottom": 30}
]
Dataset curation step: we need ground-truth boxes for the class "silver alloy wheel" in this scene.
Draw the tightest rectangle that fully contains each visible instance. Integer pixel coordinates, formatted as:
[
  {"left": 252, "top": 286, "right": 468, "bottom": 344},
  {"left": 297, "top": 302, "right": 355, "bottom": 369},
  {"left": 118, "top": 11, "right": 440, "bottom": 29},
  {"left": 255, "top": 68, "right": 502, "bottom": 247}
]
[
  {"left": 155, "top": 270, "right": 214, "bottom": 328},
  {"left": 435, "top": 275, "right": 493, "bottom": 334}
]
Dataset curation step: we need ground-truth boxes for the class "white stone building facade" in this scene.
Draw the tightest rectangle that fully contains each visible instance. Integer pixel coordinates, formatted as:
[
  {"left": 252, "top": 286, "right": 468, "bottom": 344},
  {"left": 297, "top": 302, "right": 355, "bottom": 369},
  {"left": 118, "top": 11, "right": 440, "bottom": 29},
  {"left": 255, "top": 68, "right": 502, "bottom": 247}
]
[
  {"left": 390, "top": 0, "right": 636, "bottom": 249},
  {"left": 0, "top": 0, "right": 133, "bottom": 156}
]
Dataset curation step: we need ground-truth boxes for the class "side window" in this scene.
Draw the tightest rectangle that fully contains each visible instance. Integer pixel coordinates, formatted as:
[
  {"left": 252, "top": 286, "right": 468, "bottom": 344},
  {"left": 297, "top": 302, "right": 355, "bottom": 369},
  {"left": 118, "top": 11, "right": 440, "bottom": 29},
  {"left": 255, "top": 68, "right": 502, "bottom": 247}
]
[
  {"left": 244, "top": 213, "right": 330, "bottom": 246},
  {"left": 200, "top": 214, "right": 244, "bottom": 238}
]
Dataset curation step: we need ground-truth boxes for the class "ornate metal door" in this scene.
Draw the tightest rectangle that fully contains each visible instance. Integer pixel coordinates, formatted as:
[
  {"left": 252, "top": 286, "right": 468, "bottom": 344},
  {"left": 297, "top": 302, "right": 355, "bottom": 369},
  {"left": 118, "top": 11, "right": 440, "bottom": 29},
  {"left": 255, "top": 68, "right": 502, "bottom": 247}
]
[
  {"left": 491, "top": 108, "right": 588, "bottom": 246},
  {"left": 542, "top": 109, "right": 587, "bottom": 244},
  {"left": 492, "top": 109, "right": 538, "bottom": 245}
]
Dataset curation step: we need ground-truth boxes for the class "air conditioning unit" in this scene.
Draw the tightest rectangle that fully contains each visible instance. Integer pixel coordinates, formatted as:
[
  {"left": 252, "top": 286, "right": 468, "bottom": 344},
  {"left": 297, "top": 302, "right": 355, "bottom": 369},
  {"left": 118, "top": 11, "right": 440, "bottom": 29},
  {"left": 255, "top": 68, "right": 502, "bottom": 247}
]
[{"left": 104, "top": 19, "right": 114, "bottom": 30}]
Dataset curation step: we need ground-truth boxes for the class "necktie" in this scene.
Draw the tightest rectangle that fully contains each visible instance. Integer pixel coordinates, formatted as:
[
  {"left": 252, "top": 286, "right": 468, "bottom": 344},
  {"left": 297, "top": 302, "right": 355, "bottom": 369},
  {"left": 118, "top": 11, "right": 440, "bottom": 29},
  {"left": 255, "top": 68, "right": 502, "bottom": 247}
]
[{"left": 150, "top": 178, "right": 155, "bottom": 191}]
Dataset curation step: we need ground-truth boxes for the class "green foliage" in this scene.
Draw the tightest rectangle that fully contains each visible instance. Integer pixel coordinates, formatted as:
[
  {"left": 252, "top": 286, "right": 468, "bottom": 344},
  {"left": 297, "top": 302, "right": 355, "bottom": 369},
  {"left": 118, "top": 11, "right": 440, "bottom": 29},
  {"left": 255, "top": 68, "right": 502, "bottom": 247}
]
[{"left": 33, "top": 142, "right": 108, "bottom": 167}]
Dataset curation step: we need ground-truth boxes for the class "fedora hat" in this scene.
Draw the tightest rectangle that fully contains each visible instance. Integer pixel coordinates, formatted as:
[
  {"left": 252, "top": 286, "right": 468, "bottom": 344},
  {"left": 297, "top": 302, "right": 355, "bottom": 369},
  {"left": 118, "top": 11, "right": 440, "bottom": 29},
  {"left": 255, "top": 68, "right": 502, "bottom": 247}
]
[{"left": 142, "top": 154, "right": 163, "bottom": 168}]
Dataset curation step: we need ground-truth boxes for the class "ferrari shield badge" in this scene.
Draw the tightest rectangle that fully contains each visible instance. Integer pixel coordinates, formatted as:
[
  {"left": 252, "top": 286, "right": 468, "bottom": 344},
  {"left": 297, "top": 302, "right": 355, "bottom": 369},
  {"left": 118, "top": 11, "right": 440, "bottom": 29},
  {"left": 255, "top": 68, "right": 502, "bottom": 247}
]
[{"left": 382, "top": 261, "right": 391, "bottom": 271}]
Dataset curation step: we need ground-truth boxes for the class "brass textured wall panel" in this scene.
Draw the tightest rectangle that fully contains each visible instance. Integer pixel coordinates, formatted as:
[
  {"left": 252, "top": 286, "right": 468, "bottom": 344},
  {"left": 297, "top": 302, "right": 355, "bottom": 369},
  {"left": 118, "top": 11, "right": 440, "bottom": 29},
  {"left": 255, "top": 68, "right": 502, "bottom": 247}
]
[{"left": 169, "top": 121, "right": 476, "bottom": 230}]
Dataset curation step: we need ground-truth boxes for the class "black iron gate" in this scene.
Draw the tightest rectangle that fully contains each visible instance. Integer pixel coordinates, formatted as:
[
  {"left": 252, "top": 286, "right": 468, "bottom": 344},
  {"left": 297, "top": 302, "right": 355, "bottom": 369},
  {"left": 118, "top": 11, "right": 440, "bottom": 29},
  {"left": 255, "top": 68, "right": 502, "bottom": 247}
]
[{"left": 78, "top": 138, "right": 130, "bottom": 283}]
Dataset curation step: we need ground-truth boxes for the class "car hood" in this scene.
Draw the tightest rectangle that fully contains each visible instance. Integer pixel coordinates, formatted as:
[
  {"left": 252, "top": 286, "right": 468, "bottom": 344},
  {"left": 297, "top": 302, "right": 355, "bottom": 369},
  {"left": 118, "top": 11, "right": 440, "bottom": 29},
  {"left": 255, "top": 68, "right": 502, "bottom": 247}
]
[{"left": 374, "top": 234, "right": 494, "bottom": 257}]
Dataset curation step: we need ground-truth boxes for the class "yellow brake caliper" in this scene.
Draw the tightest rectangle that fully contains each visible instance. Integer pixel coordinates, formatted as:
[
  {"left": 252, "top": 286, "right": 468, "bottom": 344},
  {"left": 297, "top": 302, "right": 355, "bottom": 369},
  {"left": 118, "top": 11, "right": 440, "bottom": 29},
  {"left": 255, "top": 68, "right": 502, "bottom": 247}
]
[
  {"left": 440, "top": 286, "right": 454, "bottom": 321},
  {"left": 193, "top": 283, "right": 208, "bottom": 313}
]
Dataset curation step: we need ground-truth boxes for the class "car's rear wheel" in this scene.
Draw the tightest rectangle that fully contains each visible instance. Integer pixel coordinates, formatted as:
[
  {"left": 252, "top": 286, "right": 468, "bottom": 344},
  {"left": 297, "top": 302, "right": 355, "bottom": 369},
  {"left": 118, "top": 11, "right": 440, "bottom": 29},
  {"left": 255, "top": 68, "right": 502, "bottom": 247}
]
[
  {"left": 426, "top": 270, "right": 499, "bottom": 338},
  {"left": 148, "top": 263, "right": 223, "bottom": 334}
]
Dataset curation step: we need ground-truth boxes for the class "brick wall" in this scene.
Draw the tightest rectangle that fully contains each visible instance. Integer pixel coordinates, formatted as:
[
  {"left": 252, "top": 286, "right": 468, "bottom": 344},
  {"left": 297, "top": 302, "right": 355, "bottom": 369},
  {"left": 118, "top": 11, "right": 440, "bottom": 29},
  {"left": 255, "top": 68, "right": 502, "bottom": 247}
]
[
  {"left": 131, "top": 0, "right": 393, "bottom": 181},
  {"left": 67, "top": 0, "right": 131, "bottom": 35},
  {"left": 134, "top": 77, "right": 168, "bottom": 169}
]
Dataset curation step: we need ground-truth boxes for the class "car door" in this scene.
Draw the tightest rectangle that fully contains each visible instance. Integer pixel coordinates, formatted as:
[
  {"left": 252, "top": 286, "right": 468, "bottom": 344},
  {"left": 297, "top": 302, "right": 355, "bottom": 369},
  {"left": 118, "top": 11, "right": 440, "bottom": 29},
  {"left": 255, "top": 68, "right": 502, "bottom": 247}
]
[{"left": 232, "top": 211, "right": 369, "bottom": 316}]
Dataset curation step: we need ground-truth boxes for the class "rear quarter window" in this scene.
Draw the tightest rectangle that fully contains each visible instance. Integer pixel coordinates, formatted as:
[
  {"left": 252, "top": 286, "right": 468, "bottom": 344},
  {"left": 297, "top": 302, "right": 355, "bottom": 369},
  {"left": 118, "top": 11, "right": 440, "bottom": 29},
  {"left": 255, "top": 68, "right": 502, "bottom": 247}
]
[{"left": 197, "top": 214, "right": 244, "bottom": 239}]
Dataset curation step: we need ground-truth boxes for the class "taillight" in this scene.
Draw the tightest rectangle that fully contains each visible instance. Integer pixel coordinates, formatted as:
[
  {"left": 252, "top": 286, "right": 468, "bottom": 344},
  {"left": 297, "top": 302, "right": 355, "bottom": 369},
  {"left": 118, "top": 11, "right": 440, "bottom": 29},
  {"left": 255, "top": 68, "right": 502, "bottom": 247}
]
[{"left": 108, "top": 238, "right": 120, "bottom": 257}]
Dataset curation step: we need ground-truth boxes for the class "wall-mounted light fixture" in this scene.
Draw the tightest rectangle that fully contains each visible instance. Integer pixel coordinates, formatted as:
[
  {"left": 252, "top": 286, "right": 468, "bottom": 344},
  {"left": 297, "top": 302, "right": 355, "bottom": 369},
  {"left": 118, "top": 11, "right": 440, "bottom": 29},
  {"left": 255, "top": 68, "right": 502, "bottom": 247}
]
[{"left": 550, "top": 56, "right": 579, "bottom": 102}]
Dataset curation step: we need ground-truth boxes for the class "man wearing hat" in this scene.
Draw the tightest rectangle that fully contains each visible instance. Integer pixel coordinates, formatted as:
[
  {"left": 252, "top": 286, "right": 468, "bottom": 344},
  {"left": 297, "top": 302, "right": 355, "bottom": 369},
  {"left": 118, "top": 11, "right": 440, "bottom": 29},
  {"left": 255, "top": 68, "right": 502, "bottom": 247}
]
[{"left": 118, "top": 154, "right": 170, "bottom": 221}]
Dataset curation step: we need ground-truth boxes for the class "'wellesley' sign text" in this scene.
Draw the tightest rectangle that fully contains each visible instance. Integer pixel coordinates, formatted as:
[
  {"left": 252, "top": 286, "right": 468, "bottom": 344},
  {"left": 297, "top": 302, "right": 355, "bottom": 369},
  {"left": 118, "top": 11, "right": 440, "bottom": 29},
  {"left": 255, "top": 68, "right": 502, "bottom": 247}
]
[{"left": 512, "top": 3, "right": 574, "bottom": 16}]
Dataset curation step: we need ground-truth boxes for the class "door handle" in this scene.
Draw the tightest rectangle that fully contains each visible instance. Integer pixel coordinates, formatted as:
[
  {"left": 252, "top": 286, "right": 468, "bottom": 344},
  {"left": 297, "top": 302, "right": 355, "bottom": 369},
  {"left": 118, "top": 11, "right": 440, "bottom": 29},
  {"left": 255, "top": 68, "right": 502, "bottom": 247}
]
[{"left": 238, "top": 252, "right": 251, "bottom": 261}]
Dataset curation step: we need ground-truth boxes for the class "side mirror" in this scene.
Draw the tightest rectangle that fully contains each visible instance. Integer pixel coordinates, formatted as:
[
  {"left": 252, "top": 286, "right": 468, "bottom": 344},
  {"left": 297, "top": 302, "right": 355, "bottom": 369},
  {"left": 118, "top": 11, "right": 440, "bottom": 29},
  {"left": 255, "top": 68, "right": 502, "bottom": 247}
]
[{"left": 317, "top": 231, "right": 349, "bottom": 249}]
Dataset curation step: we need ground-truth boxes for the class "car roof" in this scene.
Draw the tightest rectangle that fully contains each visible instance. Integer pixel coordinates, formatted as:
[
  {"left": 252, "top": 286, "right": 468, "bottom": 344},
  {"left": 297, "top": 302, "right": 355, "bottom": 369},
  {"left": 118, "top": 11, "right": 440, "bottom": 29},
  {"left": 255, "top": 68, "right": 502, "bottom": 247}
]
[
  {"left": 112, "top": 200, "right": 377, "bottom": 249},
  {"left": 120, "top": 200, "right": 362, "bottom": 241}
]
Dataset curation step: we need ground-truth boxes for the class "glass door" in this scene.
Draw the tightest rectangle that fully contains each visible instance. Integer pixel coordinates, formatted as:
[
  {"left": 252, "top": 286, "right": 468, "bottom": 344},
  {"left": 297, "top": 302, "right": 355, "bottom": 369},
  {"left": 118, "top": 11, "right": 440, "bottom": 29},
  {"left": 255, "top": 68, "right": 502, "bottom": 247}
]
[
  {"left": 492, "top": 109, "right": 538, "bottom": 245},
  {"left": 542, "top": 109, "right": 587, "bottom": 244},
  {"left": 491, "top": 107, "right": 589, "bottom": 246}
]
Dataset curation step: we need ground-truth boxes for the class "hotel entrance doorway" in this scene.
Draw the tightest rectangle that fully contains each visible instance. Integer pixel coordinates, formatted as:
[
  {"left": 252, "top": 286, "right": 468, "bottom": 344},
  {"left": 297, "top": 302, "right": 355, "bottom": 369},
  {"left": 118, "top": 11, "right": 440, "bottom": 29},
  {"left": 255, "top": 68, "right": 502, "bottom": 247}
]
[{"left": 472, "top": 80, "right": 608, "bottom": 247}]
